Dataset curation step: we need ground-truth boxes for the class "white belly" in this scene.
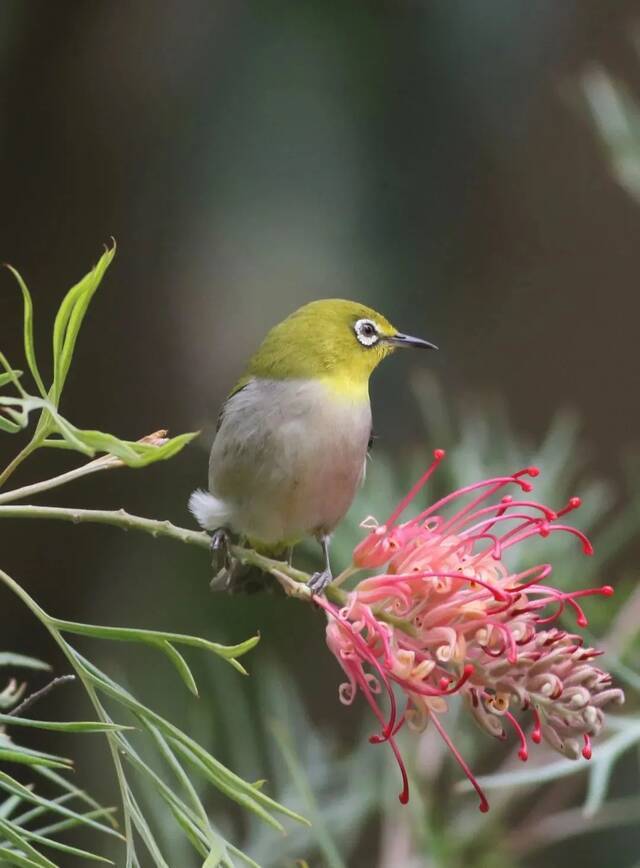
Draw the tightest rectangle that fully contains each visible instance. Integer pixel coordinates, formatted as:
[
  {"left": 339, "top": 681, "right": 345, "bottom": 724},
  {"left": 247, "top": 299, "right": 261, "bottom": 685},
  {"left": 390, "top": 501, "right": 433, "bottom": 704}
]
[{"left": 208, "top": 378, "right": 371, "bottom": 545}]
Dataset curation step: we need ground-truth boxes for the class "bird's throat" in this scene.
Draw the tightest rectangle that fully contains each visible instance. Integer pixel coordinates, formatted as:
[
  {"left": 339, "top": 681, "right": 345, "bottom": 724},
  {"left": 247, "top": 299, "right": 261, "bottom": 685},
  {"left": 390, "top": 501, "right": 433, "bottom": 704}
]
[{"left": 318, "top": 374, "right": 370, "bottom": 401}]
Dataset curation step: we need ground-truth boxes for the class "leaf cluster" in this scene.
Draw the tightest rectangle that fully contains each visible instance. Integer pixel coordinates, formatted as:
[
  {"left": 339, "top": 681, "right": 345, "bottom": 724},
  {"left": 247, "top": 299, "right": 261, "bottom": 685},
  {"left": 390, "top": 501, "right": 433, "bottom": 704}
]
[
  {"left": 0, "top": 247, "right": 308, "bottom": 867},
  {"left": 0, "top": 244, "right": 196, "bottom": 479}
]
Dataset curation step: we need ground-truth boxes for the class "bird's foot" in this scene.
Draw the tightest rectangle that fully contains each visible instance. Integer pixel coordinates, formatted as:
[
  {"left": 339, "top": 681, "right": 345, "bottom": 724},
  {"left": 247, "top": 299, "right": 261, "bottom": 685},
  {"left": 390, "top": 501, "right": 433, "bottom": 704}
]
[
  {"left": 210, "top": 528, "right": 231, "bottom": 570},
  {"left": 209, "top": 528, "right": 239, "bottom": 592},
  {"left": 308, "top": 568, "right": 333, "bottom": 595},
  {"left": 210, "top": 563, "right": 238, "bottom": 592}
]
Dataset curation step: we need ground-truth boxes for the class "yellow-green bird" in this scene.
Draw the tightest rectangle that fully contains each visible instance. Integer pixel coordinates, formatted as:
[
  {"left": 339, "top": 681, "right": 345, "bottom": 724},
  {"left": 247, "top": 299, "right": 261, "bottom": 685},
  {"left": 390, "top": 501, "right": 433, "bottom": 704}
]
[{"left": 189, "top": 299, "right": 436, "bottom": 593}]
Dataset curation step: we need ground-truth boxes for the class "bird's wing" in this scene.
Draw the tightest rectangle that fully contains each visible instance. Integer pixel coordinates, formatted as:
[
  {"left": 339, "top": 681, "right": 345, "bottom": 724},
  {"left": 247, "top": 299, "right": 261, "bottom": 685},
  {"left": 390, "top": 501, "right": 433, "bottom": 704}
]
[{"left": 216, "top": 378, "right": 251, "bottom": 432}]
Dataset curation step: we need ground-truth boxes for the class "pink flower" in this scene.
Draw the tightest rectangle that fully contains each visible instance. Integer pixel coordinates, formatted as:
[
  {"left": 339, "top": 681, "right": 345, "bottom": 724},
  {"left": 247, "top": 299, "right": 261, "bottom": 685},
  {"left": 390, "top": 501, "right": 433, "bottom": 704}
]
[{"left": 317, "top": 450, "right": 624, "bottom": 811}]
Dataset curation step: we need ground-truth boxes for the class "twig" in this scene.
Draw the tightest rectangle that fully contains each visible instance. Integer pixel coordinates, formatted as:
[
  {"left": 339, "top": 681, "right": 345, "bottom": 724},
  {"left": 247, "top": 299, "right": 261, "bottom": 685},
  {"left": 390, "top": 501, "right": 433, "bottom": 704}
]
[
  {"left": 0, "top": 502, "right": 350, "bottom": 606},
  {"left": 0, "top": 430, "right": 170, "bottom": 505},
  {"left": 9, "top": 674, "right": 76, "bottom": 717},
  {"left": 0, "top": 438, "right": 41, "bottom": 488}
]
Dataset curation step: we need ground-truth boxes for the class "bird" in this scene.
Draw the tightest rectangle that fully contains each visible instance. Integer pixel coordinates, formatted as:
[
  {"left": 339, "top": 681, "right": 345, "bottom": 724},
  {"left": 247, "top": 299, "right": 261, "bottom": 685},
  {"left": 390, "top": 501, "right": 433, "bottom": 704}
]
[{"left": 189, "top": 299, "right": 437, "bottom": 594}]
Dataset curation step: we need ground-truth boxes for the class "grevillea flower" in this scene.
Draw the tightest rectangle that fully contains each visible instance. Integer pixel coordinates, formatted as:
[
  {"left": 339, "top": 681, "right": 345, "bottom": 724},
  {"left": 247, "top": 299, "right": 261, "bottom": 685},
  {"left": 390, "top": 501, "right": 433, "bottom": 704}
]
[{"left": 316, "top": 450, "right": 624, "bottom": 812}]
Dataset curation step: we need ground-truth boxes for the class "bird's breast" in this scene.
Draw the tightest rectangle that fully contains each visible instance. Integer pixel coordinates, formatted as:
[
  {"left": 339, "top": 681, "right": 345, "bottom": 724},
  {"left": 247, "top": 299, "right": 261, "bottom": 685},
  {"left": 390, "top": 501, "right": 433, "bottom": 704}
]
[{"left": 209, "top": 377, "right": 371, "bottom": 544}]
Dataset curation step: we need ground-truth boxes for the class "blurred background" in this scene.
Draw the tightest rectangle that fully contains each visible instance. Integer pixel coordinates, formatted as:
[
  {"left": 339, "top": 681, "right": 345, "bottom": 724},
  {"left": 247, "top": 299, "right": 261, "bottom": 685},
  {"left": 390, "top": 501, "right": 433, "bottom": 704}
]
[{"left": 1, "top": 1, "right": 640, "bottom": 866}]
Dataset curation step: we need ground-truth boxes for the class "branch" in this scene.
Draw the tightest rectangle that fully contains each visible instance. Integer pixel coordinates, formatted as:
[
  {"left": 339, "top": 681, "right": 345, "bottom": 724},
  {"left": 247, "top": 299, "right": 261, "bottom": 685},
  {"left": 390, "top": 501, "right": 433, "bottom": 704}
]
[
  {"left": 0, "top": 502, "right": 347, "bottom": 603},
  {"left": 0, "top": 503, "right": 213, "bottom": 546},
  {"left": 0, "top": 430, "right": 171, "bottom": 505},
  {"left": 9, "top": 674, "right": 75, "bottom": 717}
]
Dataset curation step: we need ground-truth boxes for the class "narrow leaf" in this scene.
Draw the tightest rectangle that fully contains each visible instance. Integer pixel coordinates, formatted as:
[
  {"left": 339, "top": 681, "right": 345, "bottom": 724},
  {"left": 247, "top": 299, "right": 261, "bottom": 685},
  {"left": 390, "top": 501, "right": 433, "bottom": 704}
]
[
  {"left": 52, "top": 243, "right": 115, "bottom": 403},
  {"left": 0, "top": 370, "right": 23, "bottom": 388},
  {"left": 0, "top": 794, "right": 22, "bottom": 820},
  {"left": 12, "top": 825, "right": 113, "bottom": 864},
  {"left": 0, "top": 413, "right": 23, "bottom": 433},
  {"left": 55, "top": 620, "right": 259, "bottom": 671},
  {"left": 77, "top": 655, "right": 306, "bottom": 826},
  {"left": 0, "top": 747, "right": 71, "bottom": 770},
  {"left": 203, "top": 846, "right": 224, "bottom": 868},
  {"left": 0, "top": 773, "right": 121, "bottom": 840},
  {"left": 0, "top": 846, "right": 42, "bottom": 868},
  {"left": 0, "top": 816, "right": 57, "bottom": 868},
  {"left": 0, "top": 713, "right": 131, "bottom": 734},
  {"left": 34, "top": 767, "right": 119, "bottom": 831},
  {"left": 4, "top": 266, "right": 47, "bottom": 398},
  {"left": 159, "top": 642, "right": 198, "bottom": 696},
  {"left": 0, "top": 654, "right": 50, "bottom": 672}
]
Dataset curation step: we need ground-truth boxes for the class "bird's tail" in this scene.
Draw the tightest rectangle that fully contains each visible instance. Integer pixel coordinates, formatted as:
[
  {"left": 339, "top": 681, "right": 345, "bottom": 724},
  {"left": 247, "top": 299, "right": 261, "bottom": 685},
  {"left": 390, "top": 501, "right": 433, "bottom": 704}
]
[{"left": 188, "top": 489, "right": 230, "bottom": 531}]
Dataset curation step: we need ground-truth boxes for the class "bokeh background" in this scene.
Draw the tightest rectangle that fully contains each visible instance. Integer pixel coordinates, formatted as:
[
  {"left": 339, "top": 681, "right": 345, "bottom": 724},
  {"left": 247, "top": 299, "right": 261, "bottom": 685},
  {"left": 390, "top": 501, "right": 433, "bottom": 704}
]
[{"left": 2, "top": 2, "right": 640, "bottom": 866}]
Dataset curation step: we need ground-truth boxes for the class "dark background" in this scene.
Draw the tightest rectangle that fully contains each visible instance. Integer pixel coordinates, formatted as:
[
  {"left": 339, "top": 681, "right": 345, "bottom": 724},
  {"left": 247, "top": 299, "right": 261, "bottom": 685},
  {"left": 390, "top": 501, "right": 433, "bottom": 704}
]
[{"left": 1, "top": 2, "right": 639, "bottom": 867}]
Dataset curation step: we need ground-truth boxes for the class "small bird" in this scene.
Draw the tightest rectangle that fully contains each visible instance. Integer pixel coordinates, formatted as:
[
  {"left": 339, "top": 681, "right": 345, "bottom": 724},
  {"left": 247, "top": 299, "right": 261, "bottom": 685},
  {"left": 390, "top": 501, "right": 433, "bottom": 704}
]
[{"left": 189, "top": 299, "right": 436, "bottom": 593}]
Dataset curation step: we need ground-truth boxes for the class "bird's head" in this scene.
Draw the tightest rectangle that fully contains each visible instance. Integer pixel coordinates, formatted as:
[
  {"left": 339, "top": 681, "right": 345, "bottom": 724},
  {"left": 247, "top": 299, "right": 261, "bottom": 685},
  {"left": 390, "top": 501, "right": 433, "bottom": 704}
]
[{"left": 245, "top": 299, "right": 437, "bottom": 392}]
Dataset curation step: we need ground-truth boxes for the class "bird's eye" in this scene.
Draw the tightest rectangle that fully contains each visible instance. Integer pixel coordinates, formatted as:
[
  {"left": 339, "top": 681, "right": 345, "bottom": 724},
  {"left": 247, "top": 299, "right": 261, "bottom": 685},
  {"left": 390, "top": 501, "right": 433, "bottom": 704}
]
[{"left": 354, "top": 318, "right": 379, "bottom": 347}]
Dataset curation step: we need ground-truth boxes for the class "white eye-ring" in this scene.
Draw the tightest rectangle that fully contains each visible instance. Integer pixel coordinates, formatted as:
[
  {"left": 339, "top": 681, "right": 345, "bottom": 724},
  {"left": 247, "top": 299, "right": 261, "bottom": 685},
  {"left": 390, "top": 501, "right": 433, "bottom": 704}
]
[{"left": 354, "top": 318, "right": 380, "bottom": 347}]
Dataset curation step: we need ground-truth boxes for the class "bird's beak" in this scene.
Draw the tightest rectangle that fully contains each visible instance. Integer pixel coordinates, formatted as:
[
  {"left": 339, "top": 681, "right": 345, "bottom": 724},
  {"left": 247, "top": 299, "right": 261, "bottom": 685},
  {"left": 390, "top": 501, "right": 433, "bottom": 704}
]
[{"left": 386, "top": 332, "right": 438, "bottom": 350}]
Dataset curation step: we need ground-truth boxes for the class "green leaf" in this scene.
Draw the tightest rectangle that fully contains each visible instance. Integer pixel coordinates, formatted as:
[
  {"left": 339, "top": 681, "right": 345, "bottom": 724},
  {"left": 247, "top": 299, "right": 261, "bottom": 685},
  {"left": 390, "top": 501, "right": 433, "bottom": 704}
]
[
  {"left": 0, "top": 413, "right": 23, "bottom": 433},
  {"left": 0, "top": 846, "right": 43, "bottom": 868},
  {"left": 53, "top": 619, "right": 259, "bottom": 675},
  {"left": 9, "top": 825, "right": 113, "bottom": 864},
  {"left": 0, "top": 654, "right": 50, "bottom": 672},
  {"left": 0, "top": 773, "right": 122, "bottom": 841},
  {"left": 0, "top": 794, "right": 22, "bottom": 821},
  {"left": 34, "top": 767, "right": 119, "bottom": 831},
  {"left": 30, "top": 805, "right": 118, "bottom": 841},
  {"left": 269, "top": 719, "right": 346, "bottom": 868},
  {"left": 38, "top": 427, "right": 198, "bottom": 466},
  {"left": 0, "top": 358, "right": 30, "bottom": 433},
  {"left": 127, "top": 792, "right": 170, "bottom": 868},
  {"left": 75, "top": 654, "right": 307, "bottom": 829},
  {"left": 116, "top": 735, "right": 211, "bottom": 853},
  {"left": 0, "top": 354, "right": 27, "bottom": 397},
  {"left": 0, "top": 745, "right": 71, "bottom": 770},
  {"left": 0, "top": 370, "right": 23, "bottom": 389},
  {"left": 0, "top": 816, "right": 57, "bottom": 868},
  {"left": 0, "top": 713, "right": 131, "bottom": 734},
  {"left": 51, "top": 243, "right": 116, "bottom": 405},
  {"left": 4, "top": 266, "right": 47, "bottom": 399},
  {"left": 8, "top": 792, "right": 75, "bottom": 829},
  {"left": 0, "top": 682, "right": 26, "bottom": 711},
  {"left": 0, "top": 396, "right": 53, "bottom": 437},
  {"left": 203, "top": 847, "right": 224, "bottom": 868},
  {"left": 59, "top": 429, "right": 199, "bottom": 467},
  {"left": 158, "top": 642, "right": 198, "bottom": 696}
]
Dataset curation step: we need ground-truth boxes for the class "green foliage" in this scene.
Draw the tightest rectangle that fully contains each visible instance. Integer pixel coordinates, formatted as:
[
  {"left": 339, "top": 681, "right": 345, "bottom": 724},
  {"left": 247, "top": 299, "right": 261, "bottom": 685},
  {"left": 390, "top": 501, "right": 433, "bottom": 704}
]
[
  {"left": 0, "top": 656, "right": 120, "bottom": 866},
  {"left": 0, "top": 246, "right": 307, "bottom": 866},
  {"left": 2, "top": 245, "right": 639, "bottom": 866},
  {"left": 0, "top": 245, "right": 196, "bottom": 479}
]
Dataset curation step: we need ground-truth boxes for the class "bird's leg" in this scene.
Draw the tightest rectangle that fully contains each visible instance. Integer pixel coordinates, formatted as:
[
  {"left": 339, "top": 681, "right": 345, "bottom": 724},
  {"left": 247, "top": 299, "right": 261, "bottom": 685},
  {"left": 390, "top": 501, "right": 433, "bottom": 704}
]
[
  {"left": 308, "top": 534, "right": 333, "bottom": 594},
  {"left": 210, "top": 528, "right": 231, "bottom": 569},
  {"left": 209, "top": 528, "right": 239, "bottom": 591}
]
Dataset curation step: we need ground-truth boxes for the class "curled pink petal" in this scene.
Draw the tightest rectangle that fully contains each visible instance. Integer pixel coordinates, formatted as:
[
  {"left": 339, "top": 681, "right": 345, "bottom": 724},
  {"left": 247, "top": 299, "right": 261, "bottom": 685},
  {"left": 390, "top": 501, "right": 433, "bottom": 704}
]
[{"left": 324, "top": 453, "right": 623, "bottom": 811}]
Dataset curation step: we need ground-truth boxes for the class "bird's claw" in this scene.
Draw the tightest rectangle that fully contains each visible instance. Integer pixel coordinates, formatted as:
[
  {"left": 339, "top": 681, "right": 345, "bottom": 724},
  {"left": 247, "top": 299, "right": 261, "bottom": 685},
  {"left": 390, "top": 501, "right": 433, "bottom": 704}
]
[
  {"left": 308, "top": 568, "right": 333, "bottom": 595},
  {"left": 210, "top": 565, "right": 236, "bottom": 592},
  {"left": 211, "top": 528, "right": 231, "bottom": 569},
  {"left": 210, "top": 528, "right": 239, "bottom": 592}
]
